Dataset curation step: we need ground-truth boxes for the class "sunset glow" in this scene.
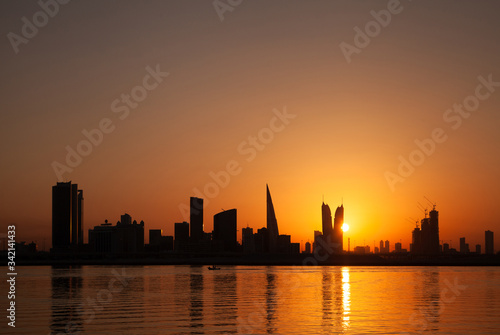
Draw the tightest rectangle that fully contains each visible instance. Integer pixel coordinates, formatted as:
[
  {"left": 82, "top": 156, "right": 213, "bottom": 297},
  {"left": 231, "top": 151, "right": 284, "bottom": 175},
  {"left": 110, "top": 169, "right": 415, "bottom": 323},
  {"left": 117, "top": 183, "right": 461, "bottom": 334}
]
[{"left": 1, "top": 1, "right": 499, "bottom": 254}]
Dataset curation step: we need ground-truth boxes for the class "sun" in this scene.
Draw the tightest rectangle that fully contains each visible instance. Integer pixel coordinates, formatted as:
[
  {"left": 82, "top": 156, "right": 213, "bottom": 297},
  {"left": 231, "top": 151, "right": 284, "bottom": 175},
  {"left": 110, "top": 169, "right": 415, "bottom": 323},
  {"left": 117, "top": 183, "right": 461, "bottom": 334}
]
[{"left": 342, "top": 223, "right": 349, "bottom": 232}]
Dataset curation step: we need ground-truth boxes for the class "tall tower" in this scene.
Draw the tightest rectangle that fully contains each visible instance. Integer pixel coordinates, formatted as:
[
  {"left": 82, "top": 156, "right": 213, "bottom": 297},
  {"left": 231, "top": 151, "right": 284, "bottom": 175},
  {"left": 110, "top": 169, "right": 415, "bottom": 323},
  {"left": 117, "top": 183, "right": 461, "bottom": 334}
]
[
  {"left": 428, "top": 205, "right": 439, "bottom": 255},
  {"left": 321, "top": 202, "right": 333, "bottom": 242},
  {"left": 77, "top": 190, "right": 84, "bottom": 245},
  {"left": 333, "top": 204, "right": 344, "bottom": 253},
  {"left": 190, "top": 197, "right": 204, "bottom": 243},
  {"left": 52, "top": 182, "right": 84, "bottom": 250},
  {"left": 213, "top": 209, "right": 237, "bottom": 252},
  {"left": 485, "top": 230, "right": 494, "bottom": 255},
  {"left": 266, "top": 184, "right": 279, "bottom": 252}
]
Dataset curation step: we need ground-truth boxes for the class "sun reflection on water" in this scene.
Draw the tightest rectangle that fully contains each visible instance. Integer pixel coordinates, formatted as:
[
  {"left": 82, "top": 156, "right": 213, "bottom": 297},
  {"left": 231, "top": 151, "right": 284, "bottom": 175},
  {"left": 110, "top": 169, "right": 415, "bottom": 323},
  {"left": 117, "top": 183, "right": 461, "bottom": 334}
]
[{"left": 342, "top": 267, "right": 351, "bottom": 330}]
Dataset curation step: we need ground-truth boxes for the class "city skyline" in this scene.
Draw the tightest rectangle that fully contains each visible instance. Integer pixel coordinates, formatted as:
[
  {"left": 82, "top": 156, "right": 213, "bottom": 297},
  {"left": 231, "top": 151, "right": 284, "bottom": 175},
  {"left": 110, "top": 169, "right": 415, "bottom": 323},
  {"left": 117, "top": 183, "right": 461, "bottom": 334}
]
[
  {"left": 2, "top": 1, "right": 500, "bottom": 252},
  {"left": 36, "top": 181, "right": 497, "bottom": 255}
]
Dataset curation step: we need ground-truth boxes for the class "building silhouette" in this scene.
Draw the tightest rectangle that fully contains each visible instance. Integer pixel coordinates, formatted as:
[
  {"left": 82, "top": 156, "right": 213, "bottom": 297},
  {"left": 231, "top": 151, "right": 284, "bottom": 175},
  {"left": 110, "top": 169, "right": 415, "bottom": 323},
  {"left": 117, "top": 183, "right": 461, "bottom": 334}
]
[
  {"left": 411, "top": 226, "right": 422, "bottom": 254},
  {"left": 149, "top": 229, "right": 162, "bottom": 247},
  {"left": 174, "top": 221, "right": 189, "bottom": 252},
  {"left": 410, "top": 206, "right": 439, "bottom": 256},
  {"left": 485, "top": 230, "right": 494, "bottom": 255},
  {"left": 322, "top": 202, "right": 333, "bottom": 242},
  {"left": 333, "top": 204, "right": 344, "bottom": 253},
  {"left": 242, "top": 227, "right": 255, "bottom": 253},
  {"left": 148, "top": 229, "right": 174, "bottom": 252},
  {"left": 385, "top": 240, "right": 390, "bottom": 253},
  {"left": 313, "top": 230, "right": 322, "bottom": 253},
  {"left": 87, "top": 220, "right": 114, "bottom": 253},
  {"left": 475, "top": 244, "right": 481, "bottom": 254},
  {"left": 88, "top": 214, "right": 144, "bottom": 254},
  {"left": 305, "top": 241, "right": 311, "bottom": 253},
  {"left": 213, "top": 209, "right": 237, "bottom": 252},
  {"left": 190, "top": 197, "right": 204, "bottom": 243},
  {"left": 52, "top": 182, "right": 84, "bottom": 251},
  {"left": 266, "top": 185, "right": 279, "bottom": 253},
  {"left": 255, "top": 227, "right": 269, "bottom": 253},
  {"left": 277, "top": 234, "right": 291, "bottom": 253},
  {"left": 420, "top": 206, "right": 439, "bottom": 255},
  {"left": 459, "top": 237, "right": 469, "bottom": 254}
]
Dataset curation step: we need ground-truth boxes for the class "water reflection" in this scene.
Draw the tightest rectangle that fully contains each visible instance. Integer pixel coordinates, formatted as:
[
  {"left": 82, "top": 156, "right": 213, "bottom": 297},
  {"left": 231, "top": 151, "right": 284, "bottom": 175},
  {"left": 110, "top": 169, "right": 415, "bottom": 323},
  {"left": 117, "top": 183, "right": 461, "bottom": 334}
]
[
  {"left": 321, "top": 269, "right": 333, "bottom": 329},
  {"left": 342, "top": 267, "right": 351, "bottom": 331},
  {"left": 189, "top": 266, "right": 204, "bottom": 333},
  {"left": 321, "top": 267, "right": 350, "bottom": 333},
  {"left": 411, "top": 269, "right": 441, "bottom": 333},
  {"left": 213, "top": 271, "right": 237, "bottom": 333},
  {"left": 50, "top": 266, "right": 83, "bottom": 334},
  {"left": 266, "top": 268, "right": 277, "bottom": 334}
]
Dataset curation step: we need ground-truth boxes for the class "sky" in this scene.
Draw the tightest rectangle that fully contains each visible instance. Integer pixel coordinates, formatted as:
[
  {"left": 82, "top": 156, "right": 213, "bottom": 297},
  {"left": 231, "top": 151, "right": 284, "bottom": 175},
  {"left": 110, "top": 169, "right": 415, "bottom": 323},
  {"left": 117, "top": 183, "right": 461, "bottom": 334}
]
[{"left": 1, "top": 0, "right": 500, "bottom": 251}]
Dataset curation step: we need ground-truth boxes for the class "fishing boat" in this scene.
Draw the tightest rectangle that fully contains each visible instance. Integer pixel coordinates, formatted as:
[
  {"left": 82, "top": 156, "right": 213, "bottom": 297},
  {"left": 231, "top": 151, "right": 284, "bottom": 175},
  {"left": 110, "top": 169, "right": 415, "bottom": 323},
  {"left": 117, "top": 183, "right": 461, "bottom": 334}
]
[{"left": 208, "top": 265, "right": 220, "bottom": 270}]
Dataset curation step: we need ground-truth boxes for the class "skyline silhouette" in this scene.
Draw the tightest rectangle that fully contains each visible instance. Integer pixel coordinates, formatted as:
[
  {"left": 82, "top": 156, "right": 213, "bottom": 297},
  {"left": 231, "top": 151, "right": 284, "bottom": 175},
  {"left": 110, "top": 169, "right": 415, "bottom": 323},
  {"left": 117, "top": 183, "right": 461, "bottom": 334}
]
[
  {"left": 8, "top": 181, "right": 486, "bottom": 259},
  {"left": 2, "top": 1, "right": 500, "bottom": 255},
  {"left": 3, "top": 2, "right": 500, "bottom": 334}
]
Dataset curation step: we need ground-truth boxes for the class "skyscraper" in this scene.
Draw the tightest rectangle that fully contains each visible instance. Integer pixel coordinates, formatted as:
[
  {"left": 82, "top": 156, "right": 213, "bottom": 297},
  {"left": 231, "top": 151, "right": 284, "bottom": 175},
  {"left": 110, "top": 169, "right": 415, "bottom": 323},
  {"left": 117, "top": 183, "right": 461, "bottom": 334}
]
[
  {"left": 485, "top": 230, "right": 494, "bottom": 255},
  {"left": 425, "top": 206, "right": 440, "bottom": 255},
  {"left": 242, "top": 227, "right": 255, "bottom": 253},
  {"left": 411, "top": 205, "right": 439, "bottom": 256},
  {"left": 333, "top": 204, "right": 344, "bottom": 253},
  {"left": 411, "top": 226, "right": 422, "bottom": 254},
  {"left": 213, "top": 209, "right": 237, "bottom": 252},
  {"left": 190, "top": 197, "right": 204, "bottom": 243},
  {"left": 88, "top": 214, "right": 144, "bottom": 254},
  {"left": 266, "top": 184, "right": 279, "bottom": 252},
  {"left": 321, "top": 202, "right": 333, "bottom": 242},
  {"left": 460, "top": 237, "right": 468, "bottom": 254},
  {"left": 174, "top": 221, "right": 189, "bottom": 252},
  {"left": 52, "top": 182, "right": 84, "bottom": 251}
]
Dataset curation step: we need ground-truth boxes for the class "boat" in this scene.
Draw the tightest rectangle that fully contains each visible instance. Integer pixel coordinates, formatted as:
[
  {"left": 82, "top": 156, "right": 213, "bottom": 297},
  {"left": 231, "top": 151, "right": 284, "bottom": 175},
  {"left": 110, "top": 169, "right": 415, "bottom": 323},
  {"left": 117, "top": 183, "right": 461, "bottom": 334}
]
[{"left": 208, "top": 265, "right": 220, "bottom": 270}]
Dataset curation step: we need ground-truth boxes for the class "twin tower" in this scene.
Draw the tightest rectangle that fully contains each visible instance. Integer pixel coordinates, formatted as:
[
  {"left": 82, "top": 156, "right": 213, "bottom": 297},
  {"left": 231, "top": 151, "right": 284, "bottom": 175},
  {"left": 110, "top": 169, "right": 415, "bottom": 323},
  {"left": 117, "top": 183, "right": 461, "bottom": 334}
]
[{"left": 321, "top": 201, "right": 344, "bottom": 253}]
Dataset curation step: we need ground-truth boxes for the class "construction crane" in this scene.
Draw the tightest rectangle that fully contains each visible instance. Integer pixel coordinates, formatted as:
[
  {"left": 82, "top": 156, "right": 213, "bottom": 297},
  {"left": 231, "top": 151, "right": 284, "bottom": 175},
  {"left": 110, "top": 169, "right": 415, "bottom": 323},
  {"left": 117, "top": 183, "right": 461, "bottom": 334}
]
[
  {"left": 417, "top": 202, "right": 427, "bottom": 217},
  {"left": 424, "top": 196, "right": 437, "bottom": 210},
  {"left": 406, "top": 217, "right": 419, "bottom": 228}
]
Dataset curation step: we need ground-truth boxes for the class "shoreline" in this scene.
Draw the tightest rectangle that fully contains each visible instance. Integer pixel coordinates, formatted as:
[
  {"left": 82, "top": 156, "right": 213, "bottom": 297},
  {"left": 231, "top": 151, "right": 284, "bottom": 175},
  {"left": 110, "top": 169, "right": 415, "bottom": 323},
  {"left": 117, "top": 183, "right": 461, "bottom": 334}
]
[{"left": 5, "top": 253, "right": 500, "bottom": 267}]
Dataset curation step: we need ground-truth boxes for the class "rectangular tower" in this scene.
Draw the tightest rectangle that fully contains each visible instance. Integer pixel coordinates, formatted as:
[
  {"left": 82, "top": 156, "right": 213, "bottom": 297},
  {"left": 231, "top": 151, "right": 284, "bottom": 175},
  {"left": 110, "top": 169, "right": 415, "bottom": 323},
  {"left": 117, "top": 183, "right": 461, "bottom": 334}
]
[
  {"left": 52, "top": 182, "right": 83, "bottom": 250},
  {"left": 485, "top": 230, "right": 494, "bottom": 255},
  {"left": 190, "top": 197, "right": 204, "bottom": 243}
]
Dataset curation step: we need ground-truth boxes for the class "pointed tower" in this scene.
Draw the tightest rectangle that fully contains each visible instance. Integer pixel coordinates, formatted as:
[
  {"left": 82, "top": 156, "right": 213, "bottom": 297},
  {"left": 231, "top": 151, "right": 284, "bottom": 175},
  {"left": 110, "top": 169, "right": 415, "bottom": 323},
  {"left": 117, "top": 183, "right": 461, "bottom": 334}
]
[
  {"left": 333, "top": 203, "right": 344, "bottom": 253},
  {"left": 322, "top": 202, "right": 333, "bottom": 241},
  {"left": 266, "top": 184, "right": 279, "bottom": 252}
]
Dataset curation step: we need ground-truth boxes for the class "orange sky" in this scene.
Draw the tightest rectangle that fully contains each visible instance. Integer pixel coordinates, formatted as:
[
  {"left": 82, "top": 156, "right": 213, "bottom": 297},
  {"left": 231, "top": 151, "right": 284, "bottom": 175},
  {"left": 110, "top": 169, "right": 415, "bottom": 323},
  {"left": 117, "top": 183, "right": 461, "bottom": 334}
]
[{"left": 1, "top": 1, "right": 500, "bottom": 251}]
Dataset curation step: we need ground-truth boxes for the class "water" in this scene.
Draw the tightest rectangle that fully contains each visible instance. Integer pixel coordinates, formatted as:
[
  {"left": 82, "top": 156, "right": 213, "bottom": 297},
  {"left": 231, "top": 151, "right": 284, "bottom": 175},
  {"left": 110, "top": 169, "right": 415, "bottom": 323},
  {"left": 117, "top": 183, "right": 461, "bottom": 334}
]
[{"left": 2, "top": 266, "right": 500, "bottom": 334}]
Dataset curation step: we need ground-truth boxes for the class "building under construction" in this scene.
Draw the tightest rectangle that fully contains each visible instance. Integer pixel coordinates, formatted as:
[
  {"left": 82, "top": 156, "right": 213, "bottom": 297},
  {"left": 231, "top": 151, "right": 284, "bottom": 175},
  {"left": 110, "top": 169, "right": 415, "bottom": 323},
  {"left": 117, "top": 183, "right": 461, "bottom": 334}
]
[{"left": 411, "top": 205, "right": 440, "bottom": 256}]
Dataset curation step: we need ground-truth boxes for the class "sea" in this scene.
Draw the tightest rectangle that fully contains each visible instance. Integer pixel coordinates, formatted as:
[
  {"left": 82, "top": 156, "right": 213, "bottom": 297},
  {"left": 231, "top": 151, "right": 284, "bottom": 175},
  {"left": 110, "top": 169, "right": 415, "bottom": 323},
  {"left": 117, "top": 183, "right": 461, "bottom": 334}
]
[{"left": 1, "top": 265, "right": 499, "bottom": 334}]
